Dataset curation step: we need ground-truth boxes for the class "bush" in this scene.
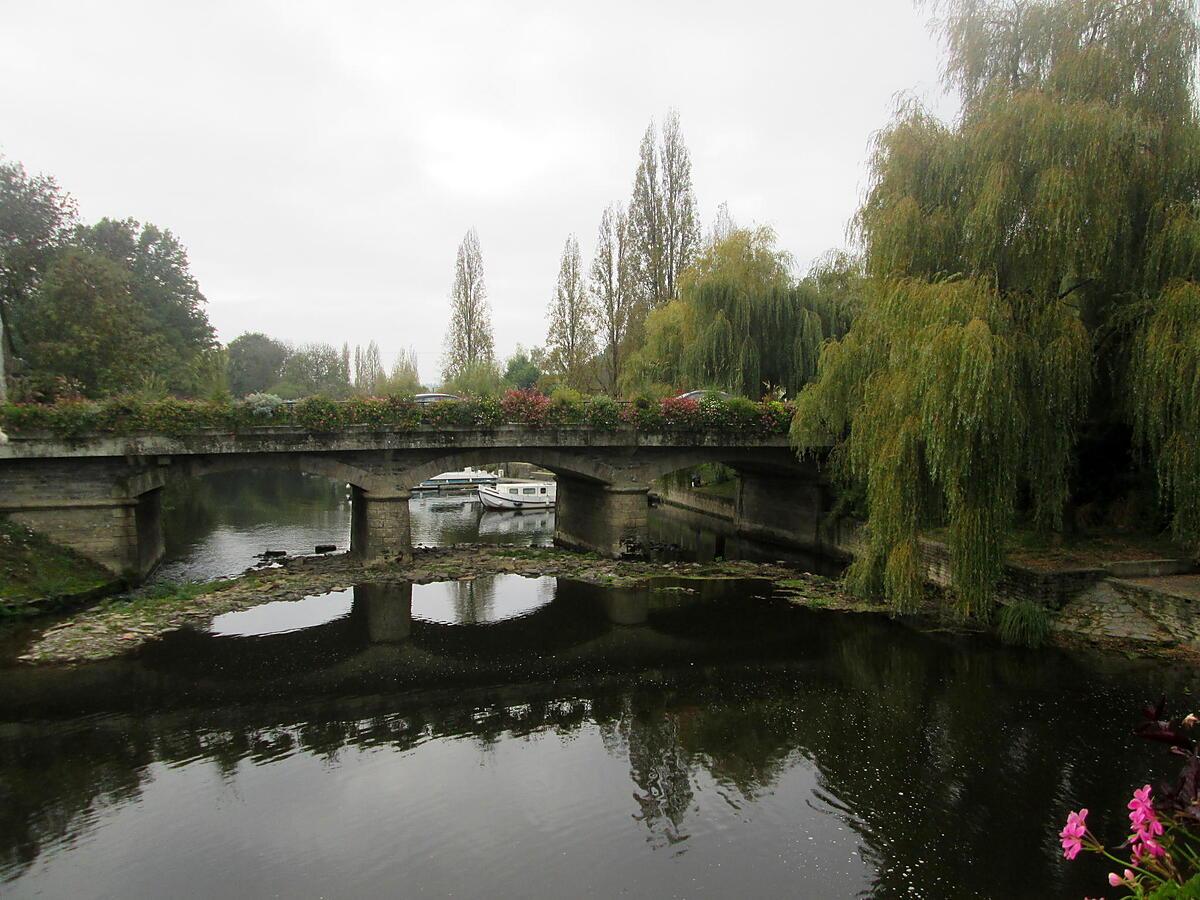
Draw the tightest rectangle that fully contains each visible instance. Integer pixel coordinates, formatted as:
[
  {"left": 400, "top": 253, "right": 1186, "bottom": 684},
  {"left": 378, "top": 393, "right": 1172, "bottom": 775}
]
[
  {"left": 501, "top": 389, "right": 551, "bottom": 427},
  {"left": 243, "top": 393, "right": 284, "bottom": 419},
  {"left": 294, "top": 396, "right": 348, "bottom": 432},
  {"left": 0, "top": 393, "right": 796, "bottom": 437},
  {"left": 996, "top": 600, "right": 1052, "bottom": 648},
  {"left": 659, "top": 396, "right": 702, "bottom": 428},
  {"left": 582, "top": 395, "right": 621, "bottom": 429}
]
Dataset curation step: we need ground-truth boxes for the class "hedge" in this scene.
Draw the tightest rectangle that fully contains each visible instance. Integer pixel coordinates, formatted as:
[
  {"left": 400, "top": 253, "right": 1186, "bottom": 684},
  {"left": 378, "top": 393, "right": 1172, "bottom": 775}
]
[{"left": 0, "top": 391, "right": 794, "bottom": 440}]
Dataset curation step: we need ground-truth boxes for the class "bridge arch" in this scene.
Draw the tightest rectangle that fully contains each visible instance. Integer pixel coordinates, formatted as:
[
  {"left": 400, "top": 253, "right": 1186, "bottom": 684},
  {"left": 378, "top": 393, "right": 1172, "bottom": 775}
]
[
  {"left": 394, "top": 448, "right": 631, "bottom": 490},
  {"left": 170, "top": 453, "right": 390, "bottom": 494}
]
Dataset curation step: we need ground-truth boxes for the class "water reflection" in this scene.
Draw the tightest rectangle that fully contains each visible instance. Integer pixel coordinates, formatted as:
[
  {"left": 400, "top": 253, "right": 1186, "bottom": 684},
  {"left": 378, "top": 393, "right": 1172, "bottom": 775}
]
[
  {"left": 155, "top": 472, "right": 556, "bottom": 583},
  {"left": 210, "top": 588, "right": 355, "bottom": 636},
  {"left": 0, "top": 575, "right": 1193, "bottom": 897},
  {"left": 156, "top": 470, "right": 833, "bottom": 586}
]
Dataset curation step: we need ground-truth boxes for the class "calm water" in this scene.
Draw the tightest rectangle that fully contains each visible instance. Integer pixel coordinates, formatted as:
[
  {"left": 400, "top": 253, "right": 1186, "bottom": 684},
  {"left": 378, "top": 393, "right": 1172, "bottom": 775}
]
[
  {"left": 152, "top": 471, "right": 556, "bottom": 583},
  {"left": 0, "top": 471, "right": 1190, "bottom": 897},
  {"left": 153, "top": 471, "right": 835, "bottom": 583},
  {"left": 0, "top": 575, "right": 1190, "bottom": 898}
]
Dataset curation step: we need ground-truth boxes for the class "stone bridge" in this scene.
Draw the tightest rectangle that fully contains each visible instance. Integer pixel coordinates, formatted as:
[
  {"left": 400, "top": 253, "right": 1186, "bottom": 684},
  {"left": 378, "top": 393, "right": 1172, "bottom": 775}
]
[{"left": 0, "top": 425, "right": 826, "bottom": 579}]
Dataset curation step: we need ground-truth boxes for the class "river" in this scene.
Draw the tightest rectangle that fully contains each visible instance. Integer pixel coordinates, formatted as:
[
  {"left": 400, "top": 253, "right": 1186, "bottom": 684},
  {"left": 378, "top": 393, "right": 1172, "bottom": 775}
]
[{"left": 0, "top": 471, "right": 1189, "bottom": 897}]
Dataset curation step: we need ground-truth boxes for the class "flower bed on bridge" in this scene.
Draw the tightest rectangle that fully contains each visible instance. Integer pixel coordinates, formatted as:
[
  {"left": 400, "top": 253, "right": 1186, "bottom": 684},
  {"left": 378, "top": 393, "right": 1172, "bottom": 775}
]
[{"left": 0, "top": 391, "right": 794, "bottom": 440}]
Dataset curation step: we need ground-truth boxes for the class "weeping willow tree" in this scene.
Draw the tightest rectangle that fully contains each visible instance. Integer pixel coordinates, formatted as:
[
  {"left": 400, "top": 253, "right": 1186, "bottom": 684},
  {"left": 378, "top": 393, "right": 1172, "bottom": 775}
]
[
  {"left": 792, "top": 0, "right": 1200, "bottom": 617},
  {"left": 625, "top": 227, "right": 858, "bottom": 397}
]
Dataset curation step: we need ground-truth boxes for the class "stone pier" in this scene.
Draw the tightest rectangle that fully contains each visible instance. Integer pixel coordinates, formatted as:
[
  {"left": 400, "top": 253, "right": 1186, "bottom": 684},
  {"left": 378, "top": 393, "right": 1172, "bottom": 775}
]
[
  {"left": 555, "top": 476, "right": 649, "bottom": 558},
  {"left": 350, "top": 489, "right": 412, "bottom": 563}
]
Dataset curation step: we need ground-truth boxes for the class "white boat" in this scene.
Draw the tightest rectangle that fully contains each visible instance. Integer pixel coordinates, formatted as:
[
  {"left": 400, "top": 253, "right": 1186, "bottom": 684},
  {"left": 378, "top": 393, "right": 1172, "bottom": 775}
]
[
  {"left": 417, "top": 467, "right": 499, "bottom": 491},
  {"left": 478, "top": 481, "right": 557, "bottom": 510}
]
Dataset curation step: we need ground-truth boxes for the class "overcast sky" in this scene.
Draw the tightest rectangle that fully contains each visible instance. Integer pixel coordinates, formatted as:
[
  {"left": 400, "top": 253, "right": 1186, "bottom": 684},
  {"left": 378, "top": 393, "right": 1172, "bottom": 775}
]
[{"left": 2, "top": 1, "right": 955, "bottom": 385}]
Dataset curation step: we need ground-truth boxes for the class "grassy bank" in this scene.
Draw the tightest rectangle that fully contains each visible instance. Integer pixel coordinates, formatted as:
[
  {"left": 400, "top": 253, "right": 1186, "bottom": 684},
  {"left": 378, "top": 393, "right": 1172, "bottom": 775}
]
[{"left": 0, "top": 520, "right": 120, "bottom": 616}]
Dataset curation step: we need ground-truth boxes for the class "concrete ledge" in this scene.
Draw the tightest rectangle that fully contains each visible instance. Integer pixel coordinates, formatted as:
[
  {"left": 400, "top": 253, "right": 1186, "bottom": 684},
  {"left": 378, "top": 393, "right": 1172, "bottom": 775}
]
[
  {"left": 1103, "top": 559, "right": 1198, "bottom": 578},
  {"left": 0, "top": 497, "right": 137, "bottom": 511}
]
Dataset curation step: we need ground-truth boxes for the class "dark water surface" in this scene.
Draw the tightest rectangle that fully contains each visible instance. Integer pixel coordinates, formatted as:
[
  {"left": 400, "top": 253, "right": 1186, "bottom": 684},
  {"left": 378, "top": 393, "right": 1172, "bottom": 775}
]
[
  {"left": 0, "top": 472, "right": 1192, "bottom": 897},
  {"left": 152, "top": 472, "right": 556, "bottom": 583}
]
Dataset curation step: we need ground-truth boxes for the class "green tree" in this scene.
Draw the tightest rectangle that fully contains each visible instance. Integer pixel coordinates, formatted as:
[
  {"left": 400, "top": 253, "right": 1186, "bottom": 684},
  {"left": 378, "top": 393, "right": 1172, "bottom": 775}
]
[
  {"left": 0, "top": 158, "right": 78, "bottom": 398},
  {"left": 626, "top": 227, "right": 856, "bottom": 397},
  {"left": 442, "top": 228, "right": 494, "bottom": 382},
  {"left": 77, "top": 218, "right": 215, "bottom": 388},
  {"left": 21, "top": 249, "right": 170, "bottom": 396},
  {"left": 545, "top": 235, "right": 596, "bottom": 390},
  {"left": 276, "top": 343, "right": 352, "bottom": 398},
  {"left": 444, "top": 358, "right": 503, "bottom": 396},
  {"left": 590, "top": 203, "right": 634, "bottom": 395},
  {"left": 227, "top": 332, "right": 288, "bottom": 396},
  {"left": 792, "top": 0, "right": 1200, "bottom": 616},
  {"left": 380, "top": 346, "right": 423, "bottom": 395},
  {"left": 353, "top": 340, "right": 385, "bottom": 395},
  {"left": 503, "top": 345, "right": 541, "bottom": 390}
]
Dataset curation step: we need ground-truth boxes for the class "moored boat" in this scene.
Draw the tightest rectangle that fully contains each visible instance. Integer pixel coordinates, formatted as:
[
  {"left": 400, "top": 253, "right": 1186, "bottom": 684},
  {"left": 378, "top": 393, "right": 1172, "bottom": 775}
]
[
  {"left": 477, "top": 481, "right": 556, "bottom": 510},
  {"left": 417, "top": 467, "right": 499, "bottom": 491}
]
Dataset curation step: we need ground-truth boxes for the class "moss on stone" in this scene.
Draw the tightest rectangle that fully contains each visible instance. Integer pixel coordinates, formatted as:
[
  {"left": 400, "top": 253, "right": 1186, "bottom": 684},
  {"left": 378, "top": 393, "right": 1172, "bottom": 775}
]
[{"left": 0, "top": 519, "right": 118, "bottom": 615}]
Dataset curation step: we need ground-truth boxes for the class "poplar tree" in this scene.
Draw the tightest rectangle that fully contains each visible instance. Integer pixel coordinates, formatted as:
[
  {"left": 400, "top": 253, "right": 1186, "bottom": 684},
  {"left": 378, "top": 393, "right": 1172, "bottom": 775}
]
[
  {"left": 590, "top": 204, "right": 634, "bottom": 394},
  {"left": 792, "top": 0, "right": 1200, "bottom": 617},
  {"left": 627, "top": 125, "right": 664, "bottom": 309},
  {"left": 353, "top": 341, "right": 384, "bottom": 394},
  {"left": 660, "top": 110, "right": 700, "bottom": 303},
  {"left": 442, "top": 228, "right": 494, "bottom": 382},
  {"left": 626, "top": 112, "right": 700, "bottom": 310},
  {"left": 545, "top": 235, "right": 595, "bottom": 390}
]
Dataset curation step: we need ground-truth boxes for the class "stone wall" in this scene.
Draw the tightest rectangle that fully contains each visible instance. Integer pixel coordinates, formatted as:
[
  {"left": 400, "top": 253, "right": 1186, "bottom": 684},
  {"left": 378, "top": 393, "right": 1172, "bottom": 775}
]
[
  {"left": 653, "top": 481, "right": 734, "bottom": 522},
  {"left": 0, "top": 458, "right": 161, "bottom": 578}
]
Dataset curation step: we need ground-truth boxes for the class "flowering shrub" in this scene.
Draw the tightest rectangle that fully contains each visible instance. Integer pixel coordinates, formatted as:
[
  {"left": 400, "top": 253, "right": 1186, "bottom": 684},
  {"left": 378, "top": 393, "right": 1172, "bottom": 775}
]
[
  {"left": 1060, "top": 700, "right": 1200, "bottom": 897},
  {"left": 244, "top": 393, "right": 285, "bottom": 418},
  {"left": 501, "top": 389, "right": 552, "bottom": 427},
  {"left": 659, "top": 396, "right": 702, "bottom": 428},
  {"left": 0, "top": 393, "right": 795, "bottom": 437}
]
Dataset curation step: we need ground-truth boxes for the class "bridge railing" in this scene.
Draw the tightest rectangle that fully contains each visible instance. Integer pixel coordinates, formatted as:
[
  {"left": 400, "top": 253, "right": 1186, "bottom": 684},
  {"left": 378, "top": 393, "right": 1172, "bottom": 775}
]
[{"left": 0, "top": 393, "right": 796, "bottom": 441}]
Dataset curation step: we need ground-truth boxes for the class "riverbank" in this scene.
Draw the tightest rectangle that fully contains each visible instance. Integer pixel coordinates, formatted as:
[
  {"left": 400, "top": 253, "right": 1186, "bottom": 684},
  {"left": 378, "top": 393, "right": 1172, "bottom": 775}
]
[
  {"left": 12, "top": 540, "right": 1200, "bottom": 668},
  {"left": 0, "top": 520, "right": 124, "bottom": 618},
  {"left": 15, "top": 546, "right": 883, "bottom": 665}
]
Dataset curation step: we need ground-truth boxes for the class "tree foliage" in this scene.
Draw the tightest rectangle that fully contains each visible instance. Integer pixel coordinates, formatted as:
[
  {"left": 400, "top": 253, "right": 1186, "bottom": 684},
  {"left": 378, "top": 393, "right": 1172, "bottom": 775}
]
[
  {"left": 276, "top": 343, "right": 351, "bottom": 399},
  {"left": 442, "top": 228, "right": 494, "bottom": 382},
  {"left": 544, "top": 234, "right": 596, "bottom": 390},
  {"left": 353, "top": 340, "right": 385, "bottom": 395},
  {"left": 792, "top": 0, "right": 1200, "bottom": 616},
  {"left": 228, "top": 332, "right": 288, "bottom": 396},
  {"left": 590, "top": 203, "right": 634, "bottom": 395},
  {"left": 380, "top": 346, "right": 423, "bottom": 395},
  {"left": 627, "top": 111, "right": 700, "bottom": 309},
  {"left": 0, "top": 158, "right": 78, "bottom": 396},
  {"left": 503, "top": 345, "right": 541, "bottom": 390},
  {"left": 627, "top": 227, "right": 858, "bottom": 398},
  {"left": 20, "top": 249, "right": 166, "bottom": 396}
]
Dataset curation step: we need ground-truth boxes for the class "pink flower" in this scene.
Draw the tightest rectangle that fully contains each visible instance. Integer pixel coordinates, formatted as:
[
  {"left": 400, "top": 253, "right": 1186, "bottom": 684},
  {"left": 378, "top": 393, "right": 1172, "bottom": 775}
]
[
  {"left": 1128, "top": 785, "right": 1167, "bottom": 861},
  {"left": 1108, "top": 869, "right": 1135, "bottom": 887},
  {"left": 1060, "top": 808, "right": 1089, "bottom": 860}
]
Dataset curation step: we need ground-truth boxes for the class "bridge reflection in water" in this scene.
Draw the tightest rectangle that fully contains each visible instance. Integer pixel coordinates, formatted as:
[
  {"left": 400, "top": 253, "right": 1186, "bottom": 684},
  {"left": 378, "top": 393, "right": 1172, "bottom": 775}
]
[{"left": 0, "top": 576, "right": 1171, "bottom": 898}]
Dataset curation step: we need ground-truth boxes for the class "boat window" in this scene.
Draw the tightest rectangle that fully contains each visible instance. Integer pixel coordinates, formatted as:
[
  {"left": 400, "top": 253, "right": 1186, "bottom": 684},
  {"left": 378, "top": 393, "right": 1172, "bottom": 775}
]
[
  {"left": 522, "top": 487, "right": 536, "bottom": 495},
  {"left": 540, "top": 487, "right": 547, "bottom": 494},
  {"left": 509, "top": 488, "right": 519, "bottom": 495}
]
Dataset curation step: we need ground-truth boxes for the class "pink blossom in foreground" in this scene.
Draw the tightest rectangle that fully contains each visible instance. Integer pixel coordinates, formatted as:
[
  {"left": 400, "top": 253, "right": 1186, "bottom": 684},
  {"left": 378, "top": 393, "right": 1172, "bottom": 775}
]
[
  {"left": 1108, "top": 868, "right": 1135, "bottom": 887},
  {"left": 1060, "top": 809, "right": 1089, "bottom": 860},
  {"left": 1128, "top": 785, "right": 1166, "bottom": 862}
]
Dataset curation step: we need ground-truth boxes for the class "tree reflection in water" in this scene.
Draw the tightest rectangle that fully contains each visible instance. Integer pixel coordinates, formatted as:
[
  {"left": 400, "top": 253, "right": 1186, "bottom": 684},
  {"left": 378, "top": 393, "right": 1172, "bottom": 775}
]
[{"left": 1, "top": 577, "right": 1195, "bottom": 897}]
